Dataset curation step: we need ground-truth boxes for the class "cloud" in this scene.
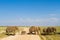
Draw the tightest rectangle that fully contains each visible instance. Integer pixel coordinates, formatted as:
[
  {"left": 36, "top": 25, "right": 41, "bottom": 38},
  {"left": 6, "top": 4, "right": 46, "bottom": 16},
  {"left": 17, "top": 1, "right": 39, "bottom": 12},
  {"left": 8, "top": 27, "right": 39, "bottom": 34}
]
[
  {"left": 49, "top": 18, "right": 59, "bottom": 22},
  {"left": 0, "top": 17, "right": 60, "bottom": 26},
  {"left": 49, "top": 14, "right": 56, "bottom": 16}
]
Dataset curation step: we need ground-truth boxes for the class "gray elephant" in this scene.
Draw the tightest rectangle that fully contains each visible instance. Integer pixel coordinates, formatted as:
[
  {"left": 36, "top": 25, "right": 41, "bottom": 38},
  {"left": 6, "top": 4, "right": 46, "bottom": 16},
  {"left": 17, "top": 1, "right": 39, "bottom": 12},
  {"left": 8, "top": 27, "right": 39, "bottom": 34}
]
[
  {"left": 21, "top": 31, "right": 26, "bottom": 35},
  {"left": 29, "top": 26, "right": 41, "bottom": 35},
  {"left": 43, "top": 27, "right": 56, "bottom": 35},
  {"left": 6, "top": 26, "right": 19, "bottom": 35}
]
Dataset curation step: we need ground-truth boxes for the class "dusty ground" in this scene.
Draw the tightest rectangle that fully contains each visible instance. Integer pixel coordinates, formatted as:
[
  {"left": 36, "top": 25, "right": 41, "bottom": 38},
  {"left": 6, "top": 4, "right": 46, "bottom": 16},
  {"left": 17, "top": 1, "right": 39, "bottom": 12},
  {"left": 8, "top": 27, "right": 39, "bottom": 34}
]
[
  {"left": 1, "top": 35, "right": 41, "bottom": 40},
  {"left": 0, "top": 27, "right": 42, "bottom": 40},
  {"left": 0, "top": 26, "right": 60, "bottom": 40},
  {"left": 40, "top": 36, "right": 46, "bottom": 40},
  {"left": 0, "top": 27, "right": 47, "bottom": 40}
]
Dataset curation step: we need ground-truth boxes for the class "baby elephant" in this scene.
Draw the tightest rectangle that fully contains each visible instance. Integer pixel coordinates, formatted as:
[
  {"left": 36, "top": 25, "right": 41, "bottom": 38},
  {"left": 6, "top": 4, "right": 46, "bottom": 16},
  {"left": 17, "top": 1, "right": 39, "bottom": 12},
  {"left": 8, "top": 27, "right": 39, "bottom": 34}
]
[{"left": 21, "top": 31, "right": 26, "bottom": 35}]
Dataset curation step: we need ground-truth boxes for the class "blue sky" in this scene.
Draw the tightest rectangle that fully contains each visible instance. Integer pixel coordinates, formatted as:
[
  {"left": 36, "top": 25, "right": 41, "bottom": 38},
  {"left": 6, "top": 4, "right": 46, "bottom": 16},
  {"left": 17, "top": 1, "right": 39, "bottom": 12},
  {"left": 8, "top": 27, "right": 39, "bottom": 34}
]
[{"left": 0, "top": 0, "right": 60, "bottom": 26}]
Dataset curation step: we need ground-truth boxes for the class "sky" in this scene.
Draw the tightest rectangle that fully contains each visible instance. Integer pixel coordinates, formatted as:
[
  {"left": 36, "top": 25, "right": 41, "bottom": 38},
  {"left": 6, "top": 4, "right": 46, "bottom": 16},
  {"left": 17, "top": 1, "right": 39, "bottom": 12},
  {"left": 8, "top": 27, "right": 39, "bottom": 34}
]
[{"left": 0, "top": 0, "right": 60, "bottom": 26}]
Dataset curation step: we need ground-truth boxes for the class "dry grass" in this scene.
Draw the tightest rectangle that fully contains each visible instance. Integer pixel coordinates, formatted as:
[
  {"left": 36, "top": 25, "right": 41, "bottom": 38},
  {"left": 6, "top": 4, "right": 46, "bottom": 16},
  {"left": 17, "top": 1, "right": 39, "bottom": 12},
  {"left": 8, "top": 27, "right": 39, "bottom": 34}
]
[
  {"left": 0, "top": 26, "right": 60, "bottom": 40},
  {"left": 39, "top": 26, "right": 60, "bottom": 40}
]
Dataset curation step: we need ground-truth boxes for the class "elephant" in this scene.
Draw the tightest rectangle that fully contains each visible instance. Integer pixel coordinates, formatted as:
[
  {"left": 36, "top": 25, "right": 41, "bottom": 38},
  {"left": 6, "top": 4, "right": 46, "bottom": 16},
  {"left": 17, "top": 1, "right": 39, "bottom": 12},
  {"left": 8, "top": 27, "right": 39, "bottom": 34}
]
[
  {"left": 29, "top": 26, "right": 41, "bottom": 35},
  {"left": 21, "top": 31, "right": 26, "bottom": 35},
  {"left": 6, "top": 26, "right": 19, "bottom": 35},
  {"left": 43, "top": 27, "right": 56, "bottom": 35},
  {"left": 50, "top": 27, "right": 56, "bottom": 34}
]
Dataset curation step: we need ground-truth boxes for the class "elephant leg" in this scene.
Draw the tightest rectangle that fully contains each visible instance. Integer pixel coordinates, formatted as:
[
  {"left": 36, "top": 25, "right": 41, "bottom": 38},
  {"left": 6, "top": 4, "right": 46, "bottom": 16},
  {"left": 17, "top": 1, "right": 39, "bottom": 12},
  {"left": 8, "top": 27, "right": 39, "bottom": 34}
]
[
  {"left": 30, "top": 31, "right": 32, "bottom": 34},
  {"left": 13, "top": 31, "right": 15, "bottom": 35},
  {"left": 36, "top": 31, "right": 39, "bottom": 35},
  {"left": 34, "top": 32, "right": 37, "bottom": 35},
  {"left": 38, "top": 31, "right": 41, "bottom": 35}
]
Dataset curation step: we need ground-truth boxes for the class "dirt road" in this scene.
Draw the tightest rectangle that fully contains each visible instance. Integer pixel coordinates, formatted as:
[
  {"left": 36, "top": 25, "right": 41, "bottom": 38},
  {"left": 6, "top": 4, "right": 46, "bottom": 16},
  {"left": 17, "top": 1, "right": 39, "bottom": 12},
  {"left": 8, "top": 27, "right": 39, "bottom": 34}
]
[
  {"left": 0, "top": 27, "right": 46, "bottom": 40},
  {"left": 1, "top": 35, "right": 41, "bottom": 40}
]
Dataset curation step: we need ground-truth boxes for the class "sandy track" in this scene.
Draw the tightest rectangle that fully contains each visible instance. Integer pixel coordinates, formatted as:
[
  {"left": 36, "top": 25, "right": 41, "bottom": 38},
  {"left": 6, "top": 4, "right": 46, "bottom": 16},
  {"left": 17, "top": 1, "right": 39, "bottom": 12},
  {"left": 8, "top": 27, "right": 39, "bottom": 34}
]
[
  {"left": 40, "top": 36, "right": 46, "bottom": 40},
  {"left": 45, "top": 36, "right": 53, "bottom": 40},
  {"left": 1, "top": 35, "right": 41, "bottom": 40}
]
